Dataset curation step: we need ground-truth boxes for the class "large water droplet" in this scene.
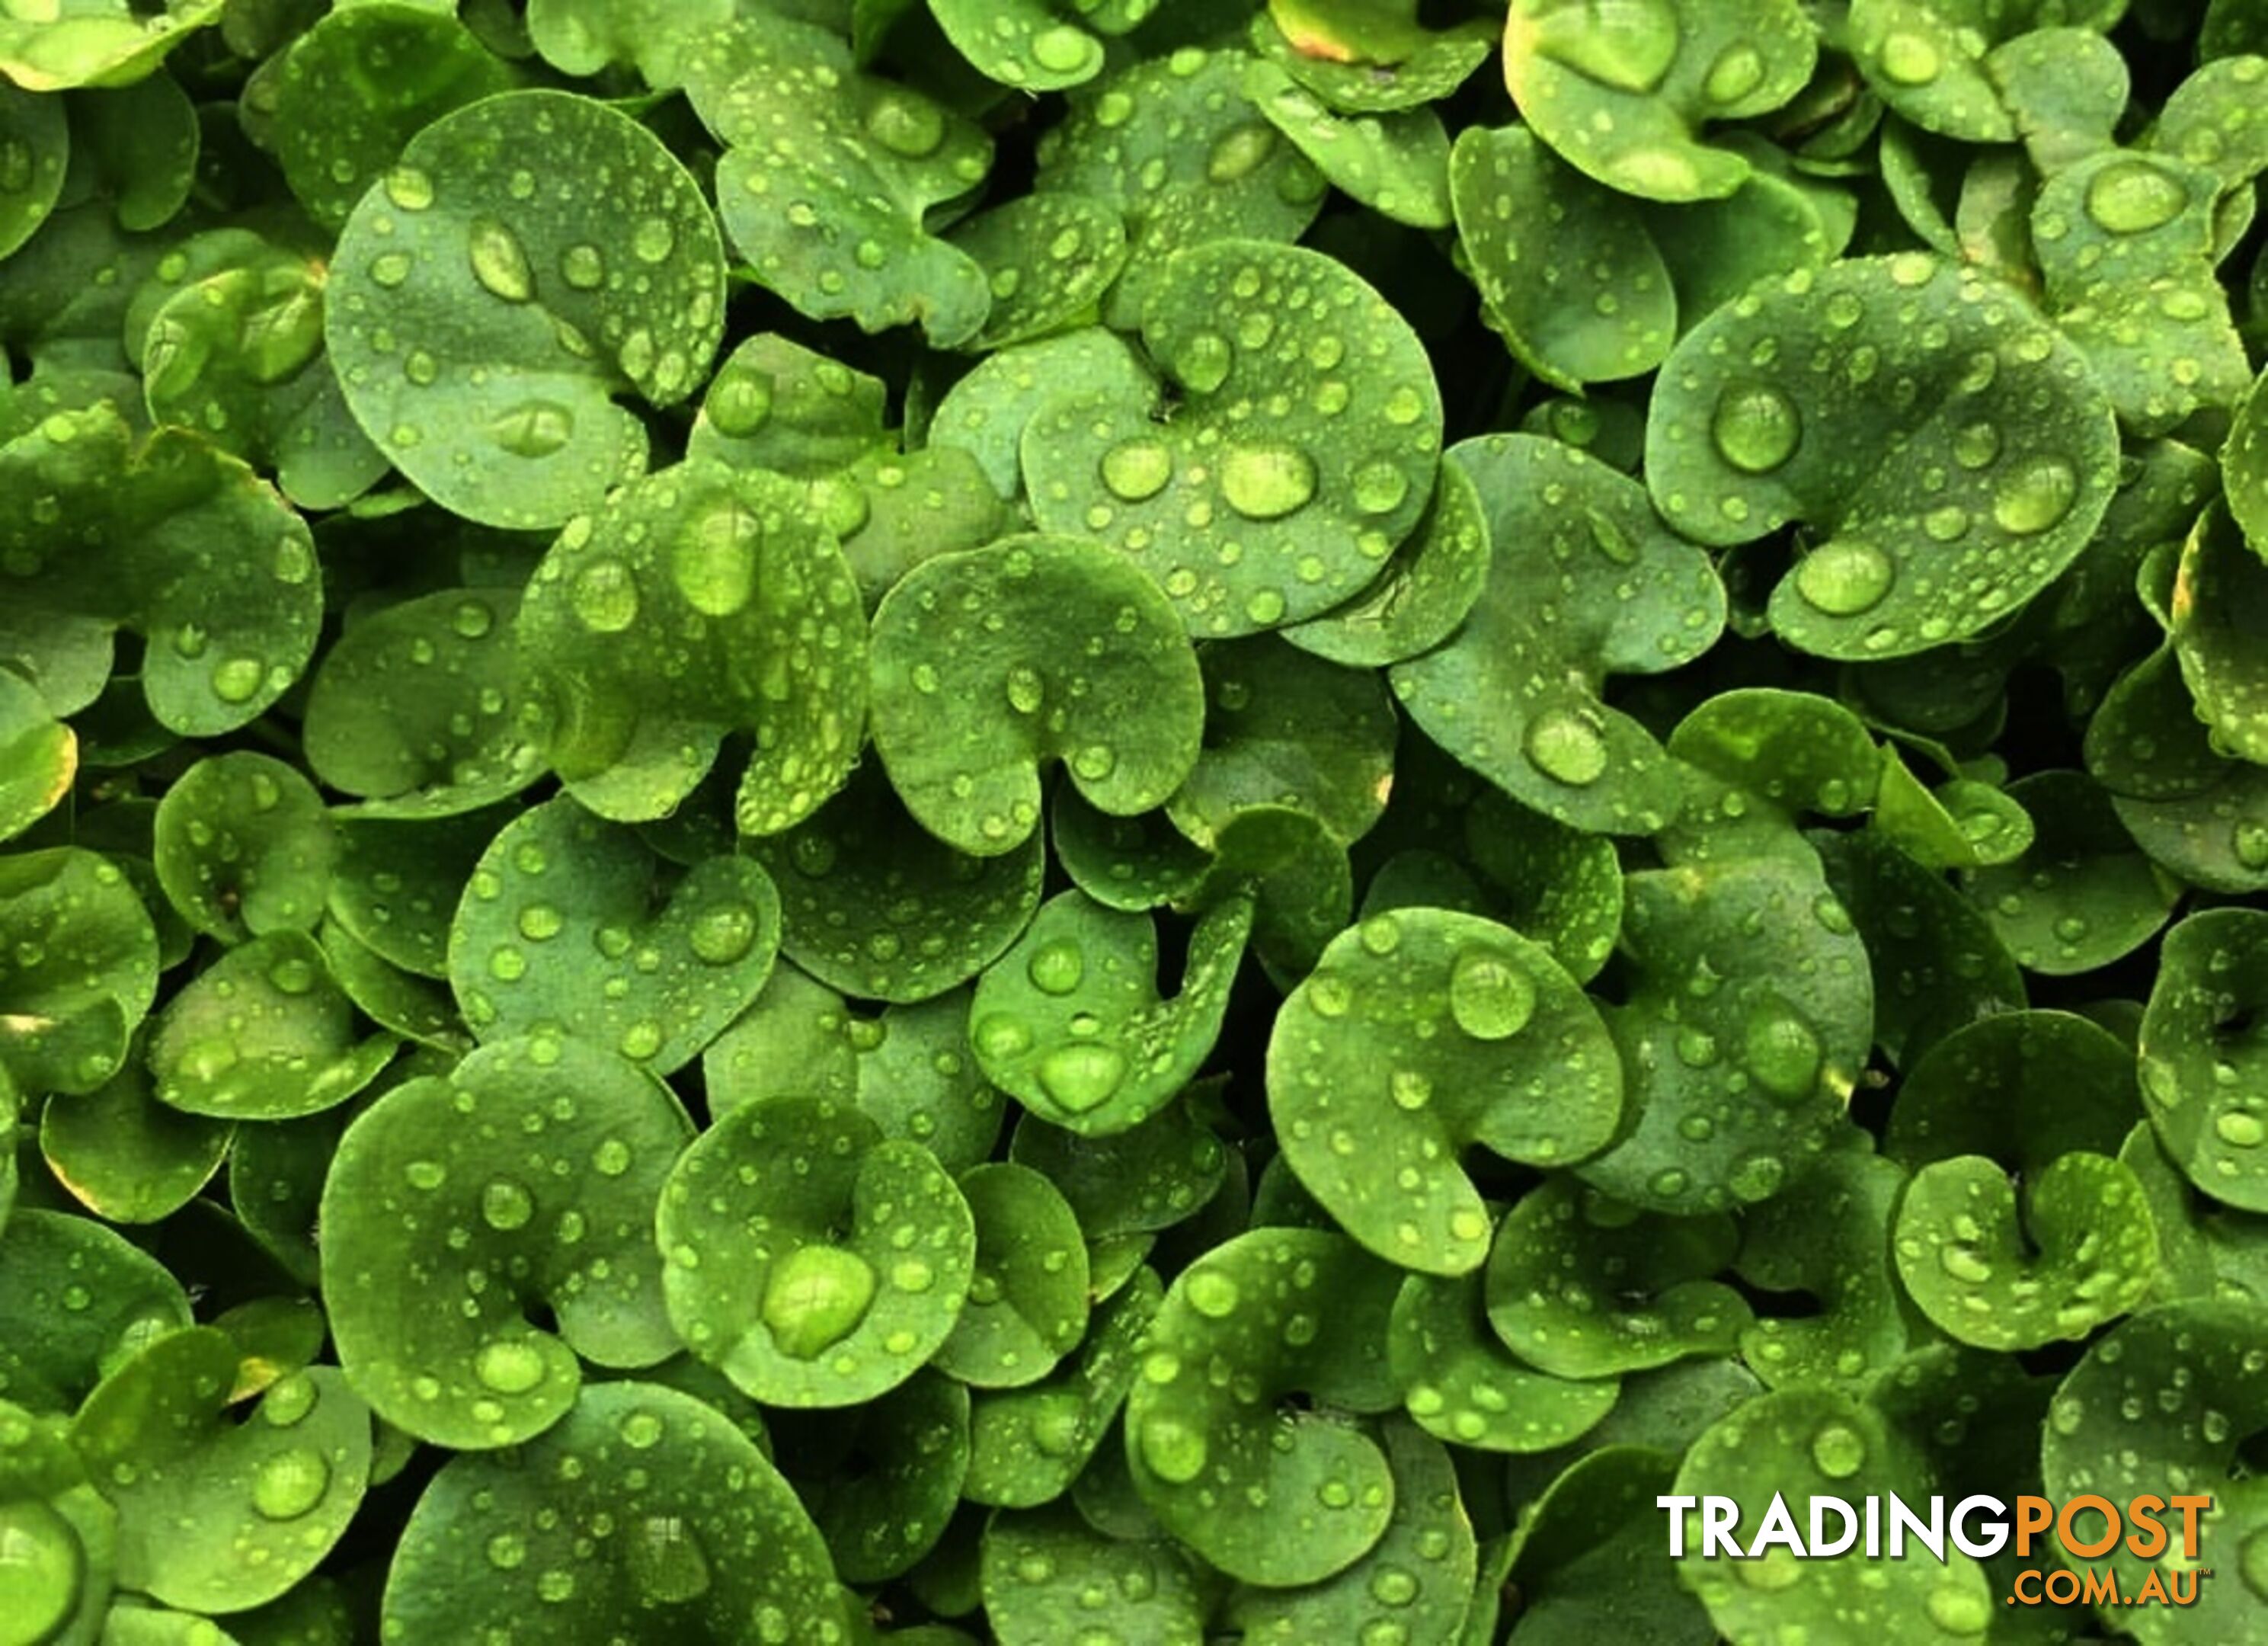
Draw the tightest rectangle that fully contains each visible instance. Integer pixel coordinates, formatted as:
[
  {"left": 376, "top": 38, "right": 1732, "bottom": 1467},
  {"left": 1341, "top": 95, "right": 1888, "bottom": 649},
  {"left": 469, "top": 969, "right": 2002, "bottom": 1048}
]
[
  {"left": 1185, "top": 1270, "right": 1240, "bottom": 1319},
  {"left": 1026, "top": 938, "right": 1085, "bottom": 995},
  {"left": 570, "top": 556, "right": 640, "bottom": 633},
  {"left": 489, "top": 399, "right": 575, "bottom": 460},
  {"left": 1206, "top": 124, "right": 1276, "bottom": 184},
  {"left": 1102, "top": 438, "right": 1173, "bottom": 502},
  {"left": 1038, "top": 1043, "right": 1127, "bottom": 1113},
  {"left": 481, "top": 1177, "right": 534, "bottom": 1231},
  {"left": 1809, "top": 1421, "right": 1867, "bottom": 1480},
  {"left": 1924, "top": 1585, "right": 1990, "bottom": 1637},
  {"left": 1711, "top": 383, "right": 1801, "bottom": 474},
  {"left": 1991, "top": 457, "right": 2078, "bottom": 536},
  {"left": 1744, "top": 1010, "right": 1822, "bottom": 1103},
  {"left": 690, "top": 903, "right": 760, "bottom": 966},
  {"left": 2084, "top": 159, "right": 2187, "bottom": 235},
  {"left": 251, "top": 1446, "right": 331, "bottom": 1520},
  {"left": 1703, "top": 43, "right": 1765, "bottom": 104},
  {"left": 1172, "top": 331, "right": 1233, "bottom": 395},
  {"left": 2215, "top": 1110, "right": 2265, "bottom": 1148},
  {"left": 1524, "top": 706, "right": 1608, "bottom": 786},
  {"left": 1220, "top": 444, "right": 1317, "bottom": 520},
  {"left": 673, "top": 501, "right": 759, "bottom": 616},
  {"left": 761, "top": 1245, "right": 878, "bottom": 1359},
  {"left": 632, "top": 216, "right": 677, "bottom": 265},
  {"left": 1876, "top": 30, "right": 1941, "bottom": 86},
  {"left": 467, "top": 217, "right": 533, "bottom": 303},
  {"left": 1793, "top": 540, "right": 1893, "bottom": 616},
  {"left": 629, "top": 1513, "right": 712, "bottom": 1605},
  {"left": 1448, "top": 949, "right": 1537, "bottom": 1041},
  {"left": 866, "top": 91, "right": 945, "bottom": 158},
  {"left": 474, "top": 1337, "right": 549, "bottom": 1395},
  {"left": 1031, "top": 22, "right": 1099, "bottom": 76},
  {"left": 1139, "top": 1414, "right": 1209, "bottom": 1484}
]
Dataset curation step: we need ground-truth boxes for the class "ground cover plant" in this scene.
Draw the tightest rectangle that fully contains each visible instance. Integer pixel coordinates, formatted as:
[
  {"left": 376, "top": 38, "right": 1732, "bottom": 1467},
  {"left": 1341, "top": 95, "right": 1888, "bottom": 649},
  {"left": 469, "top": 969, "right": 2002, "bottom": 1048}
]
[{"left": 2, "top": 0, "right": 2268, "bottom": 1641}]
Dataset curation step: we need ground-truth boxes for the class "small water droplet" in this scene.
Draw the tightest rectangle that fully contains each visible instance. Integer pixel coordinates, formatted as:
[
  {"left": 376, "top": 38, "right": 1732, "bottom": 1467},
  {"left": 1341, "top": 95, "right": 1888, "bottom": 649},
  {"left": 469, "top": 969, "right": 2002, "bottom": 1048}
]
[{"left": 571, "top": 557, "right": 640, "bottom": 633}]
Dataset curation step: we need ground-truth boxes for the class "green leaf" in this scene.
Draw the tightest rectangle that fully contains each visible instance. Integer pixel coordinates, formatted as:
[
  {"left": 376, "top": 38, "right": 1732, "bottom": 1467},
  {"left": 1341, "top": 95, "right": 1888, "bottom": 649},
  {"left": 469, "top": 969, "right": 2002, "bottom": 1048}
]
[
  {"left": 1007, "top": 1101, "right": 1229, "bottom": 1239},
  {"left": 689, "top": 334, "right": 890, "bottom": 480},
  {"left": 302, "top": 589, "right": 549, "bottom": 817},
  {"left": 0, "top": 666, "right": 75, "bottom": 844},
  {"left": 945, "top": 192, "right": 1130, "bottom": 352},
  {"left": 1269, "top": 907, "right": 1622, "bottom": 1274},
  {"left": 928, "top": 328, "right": 1151, "bottom": 502},
  {"left": 1959, "top": 769, "right": 2180, "bottom": 975},
  {"left": 149, "top": 932, "right": 393, "bottom": 1120},
  {"left": 39, "top": 1053, "right": 231, "bottom": 1225},
  {"left": 0, "top": 82, "right": 67, "bottom": 258},
  {"left": 326, "top": 90, "right": 728, "bottom": 530},
  {"left": 869, "top": 536, "right": 1205, "bottom": 857},
  {"left": 323, "top": 1036, "right": 691, "bottom": 1448},
  {"left": 1503, "top": 0, "right": 1819, "bottom": 202},
  {"left": 1671, "top": 1386, "right": 1996, "bottom": 1644},
  {"left": 152, "top": 752, "right": 335, "bottom": 941},
  {"left": 0, "top": 405, "right": 321, "bottom": 734},
  {"left": 517, "top": 462, "right": 868, "bottom": 831},
  {"left": 684, "top": 14, "right": 993, "bottom": 347},
  {"left": 0, "top": 0, "right": 222, "bottom": 92},
  {"left": 1502, "top": 1446, "right": 1711, "bottom": 1646},
  {"left": 2171, "top": 500, "right": 2268, "bottom": 764},
  {"left": 1736, "top": 1148, "right": 1913, "bottom": 1393},
  {"left": 524, "top": 0, "right": 733, "bottom": 85},
  {"left": 0, "top": 1393, "right": 116, "bottom": 1645},
  {"left": 2039, "top": 1299, "right": 2268, "bottom": 1646},
  {"left": 448, "top": 796, "right": 780, "bottom": 1074},
  {"left": 1278, "top": 456, "right": 1492, "bottom": 669},
  {"left": 1244, "top": 58, "right": 1452, "bottom": 229},
  {"left": 931, "top": 1164, "right": 1090, "bottom": 1388},
  {"left": 796, "top": 1371, "right": 968, "bottom": 1583},
  {"left": 2141, "top": 908, "right": 2268, "bottom": 1212},
  {"left": 382, "top": 1382, "right": 852, "bottom": 1642},
  {"left": 1023, "top": 239, "right": 1442, "bottom": 638},
  {"left": 327, "top": 806, "right": 513, "bottom": 978},
  {"left": 1387, "top": 1267, "right": 1620, "bottom": 1452},
  {"left": 1460, "top": 791, "right": 1623, "bottom": 985},
  {"left": 1577, "top": 855, "right": 1873, "bottom": 1213},
  {"left": 970, "top": 889, "right": 1250, "bottom": 1135},
  {"left": 0, "top": 1208, "right": 190, "bottom": 1412},
  {"left": 747, "top": 766, "right": 1045, "bottom": 1005},
  {"left": 72, "top": 1332, "right": 369, "bottom": 1614},
  {"left": 657, "top": 1095, "right": 976, "bottom": 1407},
  {"left": 1392, "top": 434, "right": 1725, "bottom": 834},
  {"left": 1251, "top": 2, "right": 1493, "bottom": 115},
  {"left": 1486, "top": 1177, "right": 1750, "bottom": 1379},
  {"left": 980, "top": 1500, "right": 1206, "bottom": 1646},
  {"left": 1124, "top": 1226, "right": 1401, "bottom": 1587},
  {"left": 929, "top": 0, "right": 1140, "bottom": 91},
  {"left": 1034, "top": 48, "right": 1326, "bottom": 329},
  {"left": 964, "top": 1268, "right": 1160, "bottom": 1507},
  {"left": 0, "top": 847, "right": 158, "bottom": 1098},
  {"left": 1646, "top": 254, "right": 2120, "bottom": 660}
]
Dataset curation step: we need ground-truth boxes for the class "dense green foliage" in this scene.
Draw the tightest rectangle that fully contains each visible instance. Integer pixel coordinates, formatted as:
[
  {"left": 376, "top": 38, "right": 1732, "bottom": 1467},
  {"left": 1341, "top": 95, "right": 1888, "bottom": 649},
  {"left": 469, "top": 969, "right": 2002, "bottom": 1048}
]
[{"left": 1, "top": 1, "right": 2266, "bottom": 1642}]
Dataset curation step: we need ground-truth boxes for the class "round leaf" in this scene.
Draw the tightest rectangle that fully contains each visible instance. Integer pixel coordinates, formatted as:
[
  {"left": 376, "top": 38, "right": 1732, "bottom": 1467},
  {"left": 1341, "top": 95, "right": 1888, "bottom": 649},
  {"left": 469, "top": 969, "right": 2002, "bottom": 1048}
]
[
  {"left": 149, "top": 931, "right": 392, "bottom": 1121},
  {"left": 0, "top": 1208, "right": 190, "bottom": 1412},
  {"left": 0, "top": 847, "right": 158, "bottom": 1098},
  {"left": 931, "top": 1163, "right": 1090, "bottom": 1390},
  {"left": 152, "top": 752, "right": 336, "bottom": 942},
  {"left": 1387, "top": 1268, "right": 1619, "bottom": 1453},
  {"left": 2141, "top": 908, "right": 2268, "bottom": 1212}
]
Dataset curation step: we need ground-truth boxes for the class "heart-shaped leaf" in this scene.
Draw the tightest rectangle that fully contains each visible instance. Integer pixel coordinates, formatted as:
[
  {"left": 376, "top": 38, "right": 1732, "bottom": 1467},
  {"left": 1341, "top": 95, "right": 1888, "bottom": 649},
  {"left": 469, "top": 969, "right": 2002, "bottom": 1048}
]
[
  {"left": 517, "top": 461, "right": 868, "bottom": 831},
  {"left": 1124, "top": 1226, "right": 1401, "bottom": 1587},
  {"left": 1269, "top": 907, "right": 1622, "bottom": 1274},
  {"left": 1735, "top": 1148, "right": 1913, "bottom": 1392},
  {"left": 323, "top": 1035, "right": 691, "bottom": 1449},
  {"left": 40, "top": 1052, "right": 230, "bottom": 1225},
  {"left": 326, "top": 90, "right": 728, "bottom": 530},
  {"left": 658, "top": 1095, "right": 976, "bottom": 1407},
  {"left": 72, "top": 1331, "right": 370, "bottom": 1615},
  {"left": 791, "top": 1372, "right": 969, "bottom": 1584},
  {"left": 1392, "top": 434, "right": 1726, "bottom": 834},
  {"left": 683, "top": 14, "right": 993, "bottom": 347},
  {"left": 1959, "top": 770, "right": 2180, "bottom": 975},
  {"left": 869, "top": 536, "right": 1205, "bottom": 857},
  {"left": 382, "top": 1381, "right": 852, "bottom": 1642},
  {"left": 447, "top": 796, "right": 781, "bottom": 1076},
  {"left": 970, "top": 889, "right": 1251, "bottom": 1135},
  {"left": 1646, "top": 255, "right": 2119, "bottom": 660},
  {"left": 1023, "top": 239, "right": 1442, "bottom": 638},
  {"left": 945, "top": 192, "right": 1130, "bottom": 353}
]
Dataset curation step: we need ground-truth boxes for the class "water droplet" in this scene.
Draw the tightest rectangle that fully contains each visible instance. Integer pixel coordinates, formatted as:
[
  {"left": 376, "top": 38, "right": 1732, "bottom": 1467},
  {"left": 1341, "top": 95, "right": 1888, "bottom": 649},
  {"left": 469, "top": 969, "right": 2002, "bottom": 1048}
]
[
  {"left": 489, "top": 399, "right": 575, "bottom": 460},
  {"left": 1031, "top": 22, "right": 1098, "bottom": 75},
  {"left": 1951, "top": 421, "right": 2000, "bottom": 469},
  {"left": 485, "top": 1532, "right": 526, "bottom": 1570},
  {"left": 261, "top": 1373, "right": 318, "bottom": 1428},
  {"left": 1745, "top": 1010, "right": 1822, "bottom": 1103},
  {"left": 1206, "top": 124, "right": 1276, "bottom": 184},
  {"left": 1101, "top": 438, "right": 1172, "bottom": 501},
  {"left": 1876, "top": 29, "right": 1941, "bottom": 86},
  {"left": 571, "top": 557, "right": 640, "bottom": 633},
  {"left": 1027, "top": 938, "right": 1085, "bottom": 995},
  {"left": 1185, "top": 1270, "right": 1240, "bottom": 1318},
  {"left": 481, "top": 1177, "right": 534, "bottom": 1231},
  {"left": 250, "top": 1446, "right": 330, "bottom": 1520},
  {"left": 1924, "top": 1585, "right": 1990, "bottom": 1637},
  {"left": 1038, "top": 1043, "right": 1127, "bottom": 1113},
  {"left": 2216, "top": 1110, "right": 2264, "bottom": 1148},
  {"left": 631, "top": 217, "right": 676, "bottom": 264},
  {"left": 1004, "top": 664, "right": 1045, "bottom": 715},
  {"left": 385, "top": 165, "right": 433, "bottom": 210},
  {"left": 1938, "top": 1245, "right": 1993, "bottom": 1285},
  {"left": 2084, "top": 159, "right": 2187, "bottom": 235},
  {"left": 1220, "top": 444, "right": 1316, "bottom": 520},
  {"left": 1524, "top": 707, "right": 1608, "bottom": 786},
  {"left": 1139, "top": 1415, "right": 1208, "bottom": 1483},
  {"left": 1703, "top": 43, "right": 1764, "bottom": 103},
  {"left": 368, "top": 251, "right": 411, "bottom": 289},
  {"left": 1809, "top": 1421, "right": 1867, "bottom": 1479},
  {"left": 211, "top": 656, "right": 265, "bottom": 704},
  {"left": 2233, "top": 820, "right": 2268, "bottom": 869},
  {"left": 1172, "top": 331, "right": 1233, "bottom": 395},
  {"left": 1352, "top": 460, "right": 1410, "bottom": 516},
  {"left": 1448, "top": 949, "right": 1537, "bottom": 1041},
  {"left": 866, "top": 91, "right": 945, "bottom": 158},
  {"left": 467, "top": 217, "right": 533, "bottom": 302},
  {"left": 672, "top": 502, "right": 759, "bottom": 616},
  {"left": 268, "top": 956, "right": 316, "bottom": 995},
  {"left": 1991, "top": 457, "right": 2078, "bottom": 536},
  {"left": 1793, "top": 540, "right": 1894, "bottom": 616},
  {"left": 1390, "top": 1069, "right": 1432, "bottom": 1110},
  {"left": 474, "top": 1338, "right": 548, "bottom": 1395},
  {"left": 762, "top": 1245, "right": 878, "bottom": 1359},
  {"left": 690, "top": 903, "right": 760, "bottom": 966},
  {"left": 629, "top": 1513, "right": 712, "bottom": 1605},
  {"left": 1711, "top": 383, "right": 1801, "bottom": 474}
]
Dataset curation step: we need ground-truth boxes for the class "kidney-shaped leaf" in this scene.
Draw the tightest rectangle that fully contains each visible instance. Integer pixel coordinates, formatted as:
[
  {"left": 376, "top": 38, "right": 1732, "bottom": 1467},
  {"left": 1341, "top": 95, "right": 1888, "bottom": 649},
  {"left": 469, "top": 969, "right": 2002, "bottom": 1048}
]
[
  {"left": 1024, "top": 239, "right": 1442, "bottom": 639},
  {"left": 1268, "top": 908, "right": 1621, "bottom": 1276},
  {"left": 1646, "top": 254, "right": 2119, "bottom": 661},
  {"left": 322, "top": 1036, "right": 691, "bottom": 1449},
  {"left": 870, "top": 536, "right": 1205, "bottom": 858},
  {"left": 326, "top": 90, "right": 728, "bottom": 530}
]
